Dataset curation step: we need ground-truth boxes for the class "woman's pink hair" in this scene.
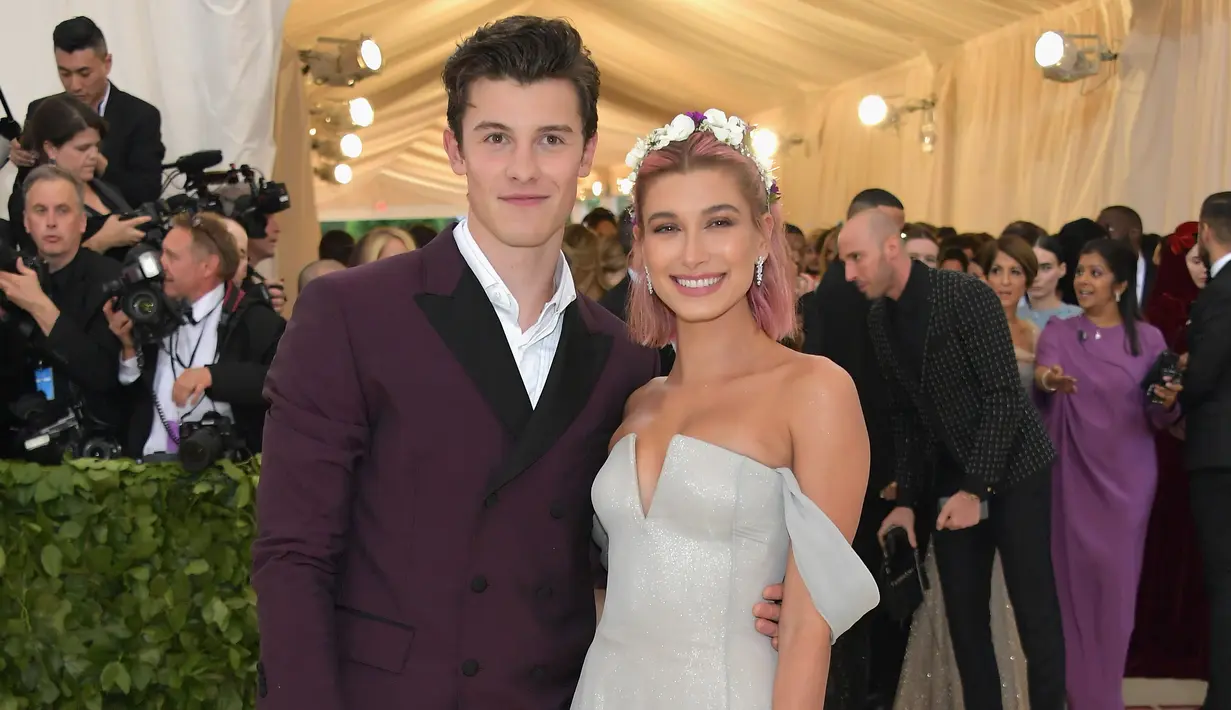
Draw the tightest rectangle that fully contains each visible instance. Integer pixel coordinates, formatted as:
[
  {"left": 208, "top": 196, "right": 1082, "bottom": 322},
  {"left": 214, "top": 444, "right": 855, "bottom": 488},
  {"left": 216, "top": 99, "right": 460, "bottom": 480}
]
[{"left": 626, "top": 131, "right": 797, "bottom": 348}]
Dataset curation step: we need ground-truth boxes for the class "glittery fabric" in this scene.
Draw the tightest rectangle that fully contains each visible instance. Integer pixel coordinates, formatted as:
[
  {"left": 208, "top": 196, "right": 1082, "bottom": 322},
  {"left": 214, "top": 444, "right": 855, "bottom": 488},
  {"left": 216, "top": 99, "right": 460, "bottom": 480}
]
[
  {"left": 893, "top": 542, "right": 1029, "bottom": 710},
  {"left": 574, "top": 434, "right": 879, "bottom": 710}
]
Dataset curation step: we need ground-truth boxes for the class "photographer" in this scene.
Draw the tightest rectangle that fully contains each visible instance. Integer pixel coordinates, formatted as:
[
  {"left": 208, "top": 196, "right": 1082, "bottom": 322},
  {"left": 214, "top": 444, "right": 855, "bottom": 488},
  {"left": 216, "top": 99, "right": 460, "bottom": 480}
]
[
  {"left": 0, "top": 165, "right": 125, "bottom": 457},
  {"left": 104, "top": 212, "right": 284, "bottom": 459}
]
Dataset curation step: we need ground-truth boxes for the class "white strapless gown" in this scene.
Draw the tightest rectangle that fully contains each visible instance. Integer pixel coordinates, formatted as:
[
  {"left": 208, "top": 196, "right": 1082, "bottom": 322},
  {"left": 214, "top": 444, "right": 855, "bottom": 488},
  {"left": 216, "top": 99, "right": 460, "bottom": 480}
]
[{"left": 571, "top": 434, "right": 880, "bottom": 710}]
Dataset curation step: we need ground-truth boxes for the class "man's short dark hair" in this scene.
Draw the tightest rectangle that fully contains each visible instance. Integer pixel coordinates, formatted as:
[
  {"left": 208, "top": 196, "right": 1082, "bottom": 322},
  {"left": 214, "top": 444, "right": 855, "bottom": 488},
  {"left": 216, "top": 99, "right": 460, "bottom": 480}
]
[
  {"left": 442, "top": 16, "right": 600, "bottom": 145},
  {"left": 319, "top": 229, "right": 355, "bottom": 263},
  {"left": 939, "top": 247, "right": 969, "bottom": 271},
  {"left": 53, "top": 17, "right": 107, "bottom": 56},
  {"left": 1200, "top": 191, "right": 1231, "bottom": 245},
  {"left": 847, "top": 188, "right": 904, "bottom": 219},
  {"left": 408, "top": 223, "right": 438, "bottom": 248},
  {"left": 583, "top": 207, "right": 617, "bottom": 231},
  {"left": 617, "top": 206, "right": 634, "bottom": 256},
  {"left": 784, "top": 223, "right": 805, "bottom": 237},
  {"left": 1100, "top": 205, "right": 1143, "bottom": 233}
]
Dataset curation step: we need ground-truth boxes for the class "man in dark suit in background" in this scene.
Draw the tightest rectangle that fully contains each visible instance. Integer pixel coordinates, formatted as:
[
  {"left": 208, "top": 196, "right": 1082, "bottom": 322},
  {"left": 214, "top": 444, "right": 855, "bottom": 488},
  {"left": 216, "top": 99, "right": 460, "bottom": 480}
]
[
  {"left": 800, "top": 188, "right": 906, "bottom": 710},
  {"left": 8, "top": 17, "right": 165, "bottom": 206},
  {"left": 599, "top": 206, "right": 674, "bottom": 373},
  {"left": 843, "top": 208, "right": 1065, "bottom": 710},
  {"left": 1183, "top": 191, "right": 1231, "bottom": 710},
  {"left": 1098, "top": 205, "right": 1157, "bottom": 309}
]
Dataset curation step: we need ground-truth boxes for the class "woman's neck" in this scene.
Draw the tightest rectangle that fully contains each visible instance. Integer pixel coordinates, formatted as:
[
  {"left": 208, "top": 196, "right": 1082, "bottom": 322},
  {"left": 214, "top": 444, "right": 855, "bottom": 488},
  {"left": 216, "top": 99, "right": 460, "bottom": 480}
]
[
  {"left": 1003, "top": 302, "right": 1019, "bottom": 324},
  {"left": 672, "top": 302, "right": 773, "bottom": 384},
  {"left": 1029, "top": 290, "right": 1063, "bottom": 311},
  {"left": 1085, "top": 304, "right": 1122, "bottom": 328}
]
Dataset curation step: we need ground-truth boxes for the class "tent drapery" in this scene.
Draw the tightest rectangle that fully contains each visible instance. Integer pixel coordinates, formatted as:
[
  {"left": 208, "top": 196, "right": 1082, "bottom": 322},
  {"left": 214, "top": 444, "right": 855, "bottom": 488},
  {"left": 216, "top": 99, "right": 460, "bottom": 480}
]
[{"left": 0, "top": 0, "right": 292, "bottom": 212}]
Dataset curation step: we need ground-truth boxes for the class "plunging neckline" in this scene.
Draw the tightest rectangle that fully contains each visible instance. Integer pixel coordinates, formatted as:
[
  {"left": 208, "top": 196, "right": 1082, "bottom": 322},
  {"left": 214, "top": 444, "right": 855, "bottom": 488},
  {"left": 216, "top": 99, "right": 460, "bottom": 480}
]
[{"left": 622, "top": 433, "right": 785, "bottom": 520}]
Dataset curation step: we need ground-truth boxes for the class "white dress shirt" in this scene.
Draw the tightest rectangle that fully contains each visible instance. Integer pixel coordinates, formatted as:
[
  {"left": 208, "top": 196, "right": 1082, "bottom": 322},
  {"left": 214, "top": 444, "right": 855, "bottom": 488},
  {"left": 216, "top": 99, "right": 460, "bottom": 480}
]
[
  {"left": 96, "top": 82, "right": 112, "bottom": 117},
  {"left": 454, "top": 218, "right": 576, "bottom": 407},
  {"left": 119, "top": 284, "right": 233, "bottom": 455},
  {"left": 1211, "top": 252, "right": 1231, "bottom": 280},
  {"left": 1137, "top": 252, "right": 1147, "bottom": 304}
]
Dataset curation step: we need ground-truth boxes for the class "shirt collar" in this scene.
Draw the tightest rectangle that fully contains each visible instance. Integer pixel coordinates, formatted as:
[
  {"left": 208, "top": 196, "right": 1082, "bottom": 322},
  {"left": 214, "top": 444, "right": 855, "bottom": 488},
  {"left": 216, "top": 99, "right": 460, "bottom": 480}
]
[
  {"left": 1212, "top": 252, "right": 1231, "bottom": 280},
  {"left": 893, "top": 259, "right": 929, "bottom": 305},
  {"left": 188, "top": 284, "right": 226, "bottom": 323},
  {"left": 96, "top": 82, "right": 113, "bottom": 116},
  {"left": 453, "top": 217, "right": 577, "bottom": 322}
]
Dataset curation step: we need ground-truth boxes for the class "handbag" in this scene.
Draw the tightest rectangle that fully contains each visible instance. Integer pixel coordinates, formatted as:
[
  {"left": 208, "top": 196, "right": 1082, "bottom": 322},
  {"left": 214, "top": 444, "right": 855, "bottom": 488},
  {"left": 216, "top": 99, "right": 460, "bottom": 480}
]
[{"left": 880, "top": 525, "right": 929, "bottom": 623}]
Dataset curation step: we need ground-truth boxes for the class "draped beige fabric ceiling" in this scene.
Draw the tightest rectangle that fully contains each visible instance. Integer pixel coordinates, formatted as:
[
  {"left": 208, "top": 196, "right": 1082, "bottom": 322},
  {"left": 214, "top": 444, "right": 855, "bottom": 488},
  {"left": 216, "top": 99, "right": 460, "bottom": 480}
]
[{"left": 283, "top": 0, "right": 1077, "bottom": 218}]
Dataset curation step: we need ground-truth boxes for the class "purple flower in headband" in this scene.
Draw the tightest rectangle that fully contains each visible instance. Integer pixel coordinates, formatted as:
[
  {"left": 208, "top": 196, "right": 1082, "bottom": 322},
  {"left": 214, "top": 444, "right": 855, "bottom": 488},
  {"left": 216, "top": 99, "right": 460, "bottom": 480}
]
[{"left": 684, "top": 111, "right": 706, "bottom": 124}]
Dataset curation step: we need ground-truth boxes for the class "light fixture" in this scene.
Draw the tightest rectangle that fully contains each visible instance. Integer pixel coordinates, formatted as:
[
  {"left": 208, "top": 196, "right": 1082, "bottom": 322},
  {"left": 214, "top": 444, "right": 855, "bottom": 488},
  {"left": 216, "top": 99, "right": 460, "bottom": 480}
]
[
  {"left": 750, "top": 128, "right": 779, "bottom": 160},
  {"left": 1034, "top": 31, "right": 1118, "bottom": 83},
  {"left": 591, "top": 181, "right": 604, "bottom": 197},
  {"left": 858, "top": 95, "right": 890, "bottom": 127},
  {"left": 311, "top": 98, "right": 375, "bottom": 131},
  {"left": 300, "top": 35, "right": 383, "bottom": 87},
  {"left": 339, "top": 133, "right": 363, "bottom": 159},
  {"left": 315, "top": 162, "right": 353, "bottom": 185},
  {"left": 349, "top": 98, "right": 374, "bottom": 127},
  {"left": 617, "top": 177, "right": 634, "bottom": 196}
]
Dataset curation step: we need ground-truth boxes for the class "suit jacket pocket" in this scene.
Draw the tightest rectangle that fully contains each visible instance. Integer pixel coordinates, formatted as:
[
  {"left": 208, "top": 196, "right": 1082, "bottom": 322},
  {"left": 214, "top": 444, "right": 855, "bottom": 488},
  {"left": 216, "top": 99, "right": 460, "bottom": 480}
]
[{"left": 336, "top": 606, "right": 416, "bottom": 673}]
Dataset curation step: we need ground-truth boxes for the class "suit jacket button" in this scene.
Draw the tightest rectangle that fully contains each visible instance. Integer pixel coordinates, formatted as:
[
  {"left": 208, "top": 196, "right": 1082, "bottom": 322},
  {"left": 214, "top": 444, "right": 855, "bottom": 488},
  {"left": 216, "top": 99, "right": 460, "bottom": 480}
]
[
  {"left": 470, "top": 575, "right": 488, "bottom": 593},
  {"left": 530, "top": 664, "right": 546, "bottom": 680},
  {"left": 484, "top": 493, "right": 499, "bottom": 509},
  {"left": 536, "top": 585, "right": 553, "bottom": 599},
  {"left": 549, "top": 502, "right": 566, "bottom": 519},
  {"left": 461, "top": 659, "right": 480, "bottom": 677}
]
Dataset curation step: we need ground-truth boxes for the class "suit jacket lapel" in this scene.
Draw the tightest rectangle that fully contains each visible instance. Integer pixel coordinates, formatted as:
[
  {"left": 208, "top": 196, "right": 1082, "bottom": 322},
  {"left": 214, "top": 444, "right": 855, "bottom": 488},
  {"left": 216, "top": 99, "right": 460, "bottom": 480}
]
[
  {"left": 485, "top": 302, "right": 612, "bottom": 496},
  {"left": 415, "top": 247, "right": 533, "bottom": 438}
]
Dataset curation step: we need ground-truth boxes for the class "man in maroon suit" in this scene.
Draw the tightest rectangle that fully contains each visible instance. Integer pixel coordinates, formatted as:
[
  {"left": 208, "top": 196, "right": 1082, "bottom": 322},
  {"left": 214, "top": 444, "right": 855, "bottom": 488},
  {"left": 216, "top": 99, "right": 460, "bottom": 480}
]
[{"left": 253, "top": 16, "right": 777, "bottom": 710}]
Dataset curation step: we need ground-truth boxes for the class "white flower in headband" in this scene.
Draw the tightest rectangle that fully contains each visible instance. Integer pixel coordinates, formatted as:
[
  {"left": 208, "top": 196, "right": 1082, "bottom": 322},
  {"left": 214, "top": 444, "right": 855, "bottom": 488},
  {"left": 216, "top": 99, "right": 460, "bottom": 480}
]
[{"left": 624, "top": 109, "right": 779, "bottom": 204}]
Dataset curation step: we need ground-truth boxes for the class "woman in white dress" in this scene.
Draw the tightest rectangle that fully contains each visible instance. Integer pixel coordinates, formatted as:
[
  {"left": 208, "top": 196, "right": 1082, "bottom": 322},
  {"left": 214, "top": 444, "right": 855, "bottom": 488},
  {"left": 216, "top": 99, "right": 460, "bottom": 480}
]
[{"left": 571, "top": 110, "right": 880, "bottom": 710}]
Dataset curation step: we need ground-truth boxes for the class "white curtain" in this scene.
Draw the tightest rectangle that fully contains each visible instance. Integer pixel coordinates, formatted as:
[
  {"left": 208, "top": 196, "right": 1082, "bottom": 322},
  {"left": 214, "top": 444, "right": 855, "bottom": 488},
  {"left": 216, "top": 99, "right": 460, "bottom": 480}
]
[
  {"left": 772, "top": 0, "right": 1231, "bottom": 236},
  {"left": 0, "top": 0, "right": 292, "bottom": 209}
]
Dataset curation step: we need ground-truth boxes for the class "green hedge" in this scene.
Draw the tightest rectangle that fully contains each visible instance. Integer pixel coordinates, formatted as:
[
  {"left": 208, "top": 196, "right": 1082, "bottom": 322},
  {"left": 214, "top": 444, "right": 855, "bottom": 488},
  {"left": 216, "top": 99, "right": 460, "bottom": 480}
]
[{"left": 0, "top": 457, "right": 261, "bottom": 709}]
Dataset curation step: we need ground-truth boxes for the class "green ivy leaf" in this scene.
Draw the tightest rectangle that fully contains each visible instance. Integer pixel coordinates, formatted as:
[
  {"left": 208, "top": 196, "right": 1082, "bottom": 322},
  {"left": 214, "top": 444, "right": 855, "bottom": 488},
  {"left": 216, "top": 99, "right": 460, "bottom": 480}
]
[
  {"left": 183, "top": 560, "right": 210, "bottom": 576},
  {"left": 100, "top": 661, "right": 131, "bottom": 694},
  {"left": 33, "top": 477, "right": 58, "bottom": 503},
  {"left": 58, "top": 520, "right": 84, "bottom": 540},
  {"left": 0, "top": 546, "right": 5, "bottom": 575},
  {"left": 40, "top": 544, "right": 63, "bottom": 577}
]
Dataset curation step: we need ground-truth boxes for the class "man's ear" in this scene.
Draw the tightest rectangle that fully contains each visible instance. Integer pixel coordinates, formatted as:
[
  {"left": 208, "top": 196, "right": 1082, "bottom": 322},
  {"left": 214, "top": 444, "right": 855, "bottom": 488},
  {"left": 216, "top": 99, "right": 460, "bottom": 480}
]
[
  {"left": 443, "top": 129, "right": 466, "bottom": 177},
  {"left": 578, "top": 133, "right": 598, "bottom": 179}
]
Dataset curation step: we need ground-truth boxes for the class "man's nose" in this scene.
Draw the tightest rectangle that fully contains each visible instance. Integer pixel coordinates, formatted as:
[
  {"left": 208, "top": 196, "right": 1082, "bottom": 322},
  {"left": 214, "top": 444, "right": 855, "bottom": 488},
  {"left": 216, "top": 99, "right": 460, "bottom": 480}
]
[{"left": 506, "top": 142, "right": 541, "bottom": 182}]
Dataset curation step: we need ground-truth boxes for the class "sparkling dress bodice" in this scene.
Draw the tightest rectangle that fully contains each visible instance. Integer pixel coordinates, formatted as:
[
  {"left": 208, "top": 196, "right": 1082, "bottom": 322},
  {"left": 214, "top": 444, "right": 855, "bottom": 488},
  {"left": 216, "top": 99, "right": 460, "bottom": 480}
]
[{"left": 571, "top": 434, "right": 879, "bottom": 710}]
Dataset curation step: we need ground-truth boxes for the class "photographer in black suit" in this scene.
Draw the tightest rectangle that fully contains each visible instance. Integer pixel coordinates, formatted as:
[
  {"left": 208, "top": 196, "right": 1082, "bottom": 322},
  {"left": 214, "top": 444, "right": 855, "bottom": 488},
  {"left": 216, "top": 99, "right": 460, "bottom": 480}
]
[
  {"left": 103, "top": 212, "right": 284, "bottom": 459},
  {"left": 1184, "top": 191, "right": 1231, "bottom": 710},
  {"left": 8, "top": 17, "right": 165, "bottom": 207},
  {"left": 840, "top": 208, "right": 1065, "bottom": 710},
  {"left": 0, "top": 166, "right": 124, "bottom": 458}
]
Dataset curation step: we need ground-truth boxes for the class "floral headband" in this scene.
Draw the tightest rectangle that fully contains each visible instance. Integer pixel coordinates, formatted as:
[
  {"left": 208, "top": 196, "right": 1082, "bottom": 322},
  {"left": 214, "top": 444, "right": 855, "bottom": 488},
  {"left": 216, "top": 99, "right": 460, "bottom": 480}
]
[{"left": 624, "top": 109, "right": 780, "bottom": 206}]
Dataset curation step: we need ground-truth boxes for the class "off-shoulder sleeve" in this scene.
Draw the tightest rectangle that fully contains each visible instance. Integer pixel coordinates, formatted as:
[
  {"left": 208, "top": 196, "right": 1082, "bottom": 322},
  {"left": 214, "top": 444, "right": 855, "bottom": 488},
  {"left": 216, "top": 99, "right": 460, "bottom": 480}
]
[
  {"left": 592, "top": 514, "right": 610, "bottom": 571},
  {"left": 779, "top": 469, "right": 881, "bottom": 643}
]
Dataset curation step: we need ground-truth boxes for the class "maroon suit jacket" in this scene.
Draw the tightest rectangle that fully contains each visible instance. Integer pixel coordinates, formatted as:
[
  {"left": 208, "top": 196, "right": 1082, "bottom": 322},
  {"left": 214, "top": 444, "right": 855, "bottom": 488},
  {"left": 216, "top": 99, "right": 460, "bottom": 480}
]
[{"left": 252, "top": 232, "right": 658, "bottom": 709}]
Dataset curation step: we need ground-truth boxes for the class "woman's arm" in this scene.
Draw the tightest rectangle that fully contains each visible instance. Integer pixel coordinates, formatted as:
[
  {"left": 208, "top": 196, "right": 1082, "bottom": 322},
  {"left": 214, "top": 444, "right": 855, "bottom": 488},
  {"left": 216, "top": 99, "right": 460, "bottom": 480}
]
[{"left": 774, "top": 359, "right": 869, "bottom": 708}]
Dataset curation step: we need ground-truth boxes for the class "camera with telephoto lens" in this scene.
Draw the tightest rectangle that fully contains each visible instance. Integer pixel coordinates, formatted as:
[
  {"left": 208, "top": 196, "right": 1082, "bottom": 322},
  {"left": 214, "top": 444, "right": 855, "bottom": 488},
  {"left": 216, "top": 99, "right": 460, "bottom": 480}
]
[
  {"left": 162, "top": 151, "right": 290, "bottom": 233},
  {"left": 100, "top": 244, "right": 183, "bottom": 345},
  {"left": 178, "top": 412, "right": 246, "bottom": 474},
  {"left": 9, "top": 394, "right": 122, "bottom": 464},
  {"left": 0, "top": 241, "right": 50, "bottom": 333}
]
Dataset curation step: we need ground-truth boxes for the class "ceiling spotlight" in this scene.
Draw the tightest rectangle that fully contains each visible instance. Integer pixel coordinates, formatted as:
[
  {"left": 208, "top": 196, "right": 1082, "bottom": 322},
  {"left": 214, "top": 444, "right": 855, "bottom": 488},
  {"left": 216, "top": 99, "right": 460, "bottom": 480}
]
[
  {"left": 1034, "top": 31, "right": 1118, "bottom": 82},
  {"left": 750, "top": 128, "right": 780, "bottom": 160},
  {"left": 858, "top": 95, "right": 890, "bottom": 127},
  {"left": 339, "top": 133, "right": 363, "bottom": 159},
  {"left": 349, "top": 98, "right": 374, "bottom": 128},
  {"left": 315, "top": 162, "right": 353, "bottom": 185},
  {"left": 300, "top": 35, "right": 383, "bottom": 87},
  {"left": 591, "top": 181, "right": 604, "bottom": 197}
]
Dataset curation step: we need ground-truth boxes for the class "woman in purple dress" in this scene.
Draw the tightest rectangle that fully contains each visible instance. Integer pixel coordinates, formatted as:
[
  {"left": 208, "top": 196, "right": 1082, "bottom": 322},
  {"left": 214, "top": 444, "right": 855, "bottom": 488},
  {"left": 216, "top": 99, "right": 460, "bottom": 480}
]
[{"left": 1033, "top": 238, "right": 1183, "bottom": 710}]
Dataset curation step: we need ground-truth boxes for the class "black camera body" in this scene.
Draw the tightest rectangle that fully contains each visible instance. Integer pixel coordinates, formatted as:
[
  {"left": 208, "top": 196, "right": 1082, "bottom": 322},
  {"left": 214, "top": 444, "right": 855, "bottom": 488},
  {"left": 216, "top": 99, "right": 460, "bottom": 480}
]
[
  {"left": 178, "top": 412, "right": 246, "bottom": 473},
  {"left": 100, "top": 245, "right": 183, "bottom": 345},
  {"left": 10, "top": 394, "right": 122, "bottom": 464},
  {"left": 1148, "top": 350, "right": 1184, "bottom": 405},
  {"left": 0, "top": 242, "right": 50, "bottom": 334}
]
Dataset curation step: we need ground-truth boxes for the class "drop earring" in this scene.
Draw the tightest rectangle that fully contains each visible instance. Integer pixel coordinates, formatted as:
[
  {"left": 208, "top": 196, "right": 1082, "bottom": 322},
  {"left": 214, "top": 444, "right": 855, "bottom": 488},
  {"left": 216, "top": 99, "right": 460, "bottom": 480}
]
[
  {"left": 754, "top": 256, "right": 765, "bottom": 287},
  {"left": 645, "top": 265, "right": 654, "bottom": 295},
  {"left": 1115, "top": 290, "right": 1122, "bottom": 303}
]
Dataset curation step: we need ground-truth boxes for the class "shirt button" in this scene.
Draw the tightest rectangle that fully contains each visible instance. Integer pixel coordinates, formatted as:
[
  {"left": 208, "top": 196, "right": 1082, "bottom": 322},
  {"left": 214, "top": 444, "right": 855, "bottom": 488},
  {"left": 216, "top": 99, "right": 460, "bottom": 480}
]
[
  {"left": 549, "top": 503, "right": 566, "bottom": 519},
  {"left": 484, "top": 493, "right": 499, "bottom": 509},
  {"left": 470, "top": 575, "right": 488, "bottom": 593},
  {"left": 461, "top": 659, "right": 480, "bottom": 677}
]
